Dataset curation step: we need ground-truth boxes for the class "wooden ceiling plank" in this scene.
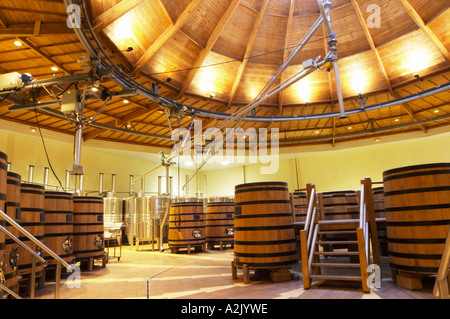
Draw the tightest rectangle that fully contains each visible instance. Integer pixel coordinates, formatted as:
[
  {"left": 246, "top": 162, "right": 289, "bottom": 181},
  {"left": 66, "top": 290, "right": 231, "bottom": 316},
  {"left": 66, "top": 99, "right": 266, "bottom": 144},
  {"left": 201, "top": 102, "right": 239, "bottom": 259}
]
[
  {"left": 227, "top": 0, "right": 270, "bottom": 109},
  {"left": 0, "top": 22, "right": 77, "bottom": 36},
  {"left": 0, "top": 5, "right": 67, "bottom": 17},
  {"left": 351, "top": 0, "right": 427, "bottom": 133},
  {"left": 398, "top": 0, "right": 450, "bottom": 63},
  {"left": 133, "top": 0, "right": 205, "bottom": 74},
  {"left": 83, "top": 100, "right": 162, "bottom": 141},
  {"left": 17, "top": 37, "right": 72, "bottom": 74},
  {"left": 93, "top": 0, "right": 146, "bottom": 31},
  {"left": 175, "top": 0, "right": 241, "bottom": 100}
]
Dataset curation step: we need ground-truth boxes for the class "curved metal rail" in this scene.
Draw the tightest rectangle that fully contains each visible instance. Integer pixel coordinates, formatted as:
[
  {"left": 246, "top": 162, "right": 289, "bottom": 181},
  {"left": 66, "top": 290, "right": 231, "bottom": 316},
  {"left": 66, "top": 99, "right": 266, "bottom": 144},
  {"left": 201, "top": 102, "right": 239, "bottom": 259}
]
[{"left": 62, "top": 0, "right": 450, "bottom": 124}]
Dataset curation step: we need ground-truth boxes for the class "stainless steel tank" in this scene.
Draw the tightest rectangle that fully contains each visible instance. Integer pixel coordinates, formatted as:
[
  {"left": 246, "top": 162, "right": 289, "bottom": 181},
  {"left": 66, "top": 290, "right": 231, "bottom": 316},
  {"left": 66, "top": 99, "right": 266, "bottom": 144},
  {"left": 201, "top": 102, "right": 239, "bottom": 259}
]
[
  {"left": 207, "top": 196, "right": 234, "bottom": 203},
  {"left": 123, "top": 195, "right": 172, "bottom": 245},
  {"left": 103, "top": 196, "right": 124, "bottom": 243},
  {"left": 103, "top": 197, "right": 123, "bottom": 224}
]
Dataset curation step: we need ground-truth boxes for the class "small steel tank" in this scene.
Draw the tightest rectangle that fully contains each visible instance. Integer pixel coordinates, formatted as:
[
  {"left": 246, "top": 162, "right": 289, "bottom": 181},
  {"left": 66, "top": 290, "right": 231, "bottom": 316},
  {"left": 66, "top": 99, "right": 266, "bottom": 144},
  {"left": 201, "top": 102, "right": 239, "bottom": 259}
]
[
  {"left": 123, "top": 195, "right": 172, "bottom": 245},
  {"left": 103, "top": 196, "right": 123, "bottom": 224}
]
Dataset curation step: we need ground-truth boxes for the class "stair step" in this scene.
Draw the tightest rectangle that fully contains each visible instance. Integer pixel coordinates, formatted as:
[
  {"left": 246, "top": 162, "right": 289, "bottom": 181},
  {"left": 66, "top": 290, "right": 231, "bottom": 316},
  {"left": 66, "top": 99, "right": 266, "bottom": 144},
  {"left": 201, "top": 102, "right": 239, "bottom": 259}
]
[
  {"left": 318, "top": 230, "right": 357, "bottom": 235},
  {"left": 317, "top": 241, "right": 358, "bottom": 245},
  {"left": 314, "top": 251, "right": 359, "bottom": 256},
  {"left": 310, "top": 274, "right": 362, "bottom": 281},
  {"left": 312, "top": 263, "right": 361, "bottom": 268}
]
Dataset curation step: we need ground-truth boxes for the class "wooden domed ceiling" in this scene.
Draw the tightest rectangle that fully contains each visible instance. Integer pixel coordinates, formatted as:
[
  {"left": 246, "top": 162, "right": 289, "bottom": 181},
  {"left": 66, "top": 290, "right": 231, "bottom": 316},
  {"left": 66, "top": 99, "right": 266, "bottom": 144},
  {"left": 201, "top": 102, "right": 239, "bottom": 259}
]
[{"left": 0, "top": 0, "right": 449, "bottom": 150}]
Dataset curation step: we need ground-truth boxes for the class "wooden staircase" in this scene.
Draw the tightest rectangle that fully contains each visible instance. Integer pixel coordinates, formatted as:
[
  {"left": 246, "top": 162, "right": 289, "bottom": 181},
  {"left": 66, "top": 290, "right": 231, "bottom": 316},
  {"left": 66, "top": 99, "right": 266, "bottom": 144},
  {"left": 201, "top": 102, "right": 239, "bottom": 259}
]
[{"left": 299, "top": 178, "right": 381, "bottom": 293}]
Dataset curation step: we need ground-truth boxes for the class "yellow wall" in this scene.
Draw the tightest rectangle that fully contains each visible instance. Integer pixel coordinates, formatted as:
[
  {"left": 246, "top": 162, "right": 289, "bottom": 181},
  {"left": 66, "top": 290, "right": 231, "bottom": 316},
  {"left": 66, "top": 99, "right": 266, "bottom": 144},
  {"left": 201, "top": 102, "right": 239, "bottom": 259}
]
[
  {"left": 1, "top": 120, "right": 449, "bottom": 197},
  {"left": 296, "top": 132, "right": 450, "bottom": 192},
  {"left": 199, "top": 130, "right": 450, "bottom": 194},
  {"left": 0, "top": 126, "right": 195, "bottom": 198}
]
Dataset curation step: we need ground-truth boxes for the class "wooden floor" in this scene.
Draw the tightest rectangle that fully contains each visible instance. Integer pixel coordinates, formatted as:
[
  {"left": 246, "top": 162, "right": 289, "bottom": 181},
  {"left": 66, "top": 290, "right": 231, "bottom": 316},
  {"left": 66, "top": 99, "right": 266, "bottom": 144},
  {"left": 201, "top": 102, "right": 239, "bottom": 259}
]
[{"left": 29, "top": 244, "right": 438, "bottom": 300}]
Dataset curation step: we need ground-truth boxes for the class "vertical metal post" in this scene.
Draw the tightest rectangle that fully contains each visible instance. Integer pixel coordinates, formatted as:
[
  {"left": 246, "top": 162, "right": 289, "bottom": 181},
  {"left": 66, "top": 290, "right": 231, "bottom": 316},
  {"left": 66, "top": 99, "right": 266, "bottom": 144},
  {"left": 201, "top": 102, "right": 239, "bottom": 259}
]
[
  {"left": 43, "top": 167, "right": 49, "bottom": 188},
  {"left": 74, "top": 122, "right": 82, "bottom": 167},
  {"left": 30, "top": 255, "right": 36, "bottom": 299},
  {"left": 79, "top": 174, "right": 84, "bottom": 195},
  {"left": 55, "top": 261, "right": 61, "bottom": 299},
  {"left": 158, "top": 176, "right": 162, "bottom": 195},
  {"left": 99, "top": 173, "right": 104, "bottom": 195},
  {"left": 165, "top": 165, "right": 170, "bottom": 195},
  {"left": 28, "top": 165, "right": 34, "bottom": 182},
  {"left": 111, "top": 174, "right": 116, "bottom": 195},
  {"left": 65, "top": 169, "right": 70, "bottom": 191},
  {"left": 129, "top": 175, "right": 134, "bottom": 196}
]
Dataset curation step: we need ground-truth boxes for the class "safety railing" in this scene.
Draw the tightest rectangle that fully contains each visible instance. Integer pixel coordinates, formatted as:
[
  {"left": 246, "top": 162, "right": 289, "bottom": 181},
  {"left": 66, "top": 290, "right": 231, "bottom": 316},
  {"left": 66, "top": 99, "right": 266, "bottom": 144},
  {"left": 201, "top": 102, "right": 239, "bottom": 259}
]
[
  {"left": 159, "top": 199, "right": 172, "bottom": 252},
  {"left": 0, "top": 209, "right": 71, "bottom": 299},
  {"left": 299, "top": 184, "right": 318, "bottom": 289},
  {"left": 433, "top": 225, "right": 450, "bottom": 299},
  {"left": 359, "top": 182, "right": 369, "bottom": 263},
  {"left": 359, "top": 177, "right": 382, "bottom": 267}
]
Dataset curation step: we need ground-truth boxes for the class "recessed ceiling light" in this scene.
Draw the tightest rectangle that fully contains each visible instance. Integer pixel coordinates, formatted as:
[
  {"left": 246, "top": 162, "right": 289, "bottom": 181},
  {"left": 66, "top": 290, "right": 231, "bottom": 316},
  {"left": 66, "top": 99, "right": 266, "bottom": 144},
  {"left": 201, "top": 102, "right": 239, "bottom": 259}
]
[
  {"left": 14, "top": 41, "right": 22, "bottom": 47},
  {"left": 434, "top": 109, "right": 439, "bottom": 113},
  {"left": 123, "top": 99, "right": 129, "bottom": 103},
  {"left": 348, "top": 126, "right": 352, "bottom": 130},
  {"left": 394, "top": 118, "right": 399, "bottom": 122},
  {"left": 51, "top": 66, "right": 59, "bottom": 71},
  {"left": 30, "top": 127, "right": 36, "bottom": 133},
  {"left": 315, "top": 130, "right": 320, "bottom": 134},
  {"left": 91, "top": 87, "right": 98, "bottom": 92}
]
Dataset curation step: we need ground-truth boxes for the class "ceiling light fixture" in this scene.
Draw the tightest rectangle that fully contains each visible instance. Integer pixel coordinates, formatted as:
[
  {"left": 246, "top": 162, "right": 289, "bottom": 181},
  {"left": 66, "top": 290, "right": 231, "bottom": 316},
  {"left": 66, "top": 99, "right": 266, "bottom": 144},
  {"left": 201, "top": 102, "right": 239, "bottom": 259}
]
[
  {"left": 51, "top": 66, "right": 59, "bottom": 71},
  {"left": 14, "top": 40, "right": 22, "bottom": 47}
]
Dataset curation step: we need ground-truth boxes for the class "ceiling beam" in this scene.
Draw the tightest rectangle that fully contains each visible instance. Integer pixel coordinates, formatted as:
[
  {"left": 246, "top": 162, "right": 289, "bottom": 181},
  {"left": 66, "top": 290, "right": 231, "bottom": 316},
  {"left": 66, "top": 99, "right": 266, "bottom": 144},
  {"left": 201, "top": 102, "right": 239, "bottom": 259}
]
[
  {"left": 93, "top": 0, "right": 146, "bottom": 31},
  {"left": 17, "top": 37, "right": 72, "bottom": 74},
  {"left": 175, "top": 0, "right": 241, "bottom": 100},
  {"left": 0, "top": 22, "right": 80, "bottom": 36},
  {"left": 351, "top": 0, "right": 427, "bottom": 133},
  {"left": 277, "top": 0, "right": 295, "bottom": 115},
  {"left": 226, "top": 0, "right": 270, "bottom": 109},
  {"left": 398, "top": 0, "right": 450, "bottom": 63},
  {"left": 132, "top": 0, "right": 205, "bottom": 74},
  {"left": 0, "top": 6, "right": 67, "bottom": 17},
  {"left": 83, "top": 101, "right": 162, "bottom": 141}
]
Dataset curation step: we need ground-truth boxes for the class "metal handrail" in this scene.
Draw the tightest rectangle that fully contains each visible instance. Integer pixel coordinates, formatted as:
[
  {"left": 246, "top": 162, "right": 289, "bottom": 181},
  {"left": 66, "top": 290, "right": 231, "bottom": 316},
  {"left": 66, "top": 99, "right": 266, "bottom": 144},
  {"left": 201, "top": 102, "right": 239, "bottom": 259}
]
[
  {"left": 303, "top": 187, "right": 316, "bottom": 233},
  {"left": 0, "top": 210, "right": 70, "bottom": 269},
  {"left": 0, "top": 225, "right": 46, "bottom": 264},
  {"left": 0, "top": 209, "right": 72, "bottom": 299},
  {"left": 433, "top": 226, "right": 450, "bottom": 299},
  {"left": 359, "top": 184, "right": 365, "bottom": 230},
  {"left": 0, "top": 283, "right": 21, "bottom": 299}
]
